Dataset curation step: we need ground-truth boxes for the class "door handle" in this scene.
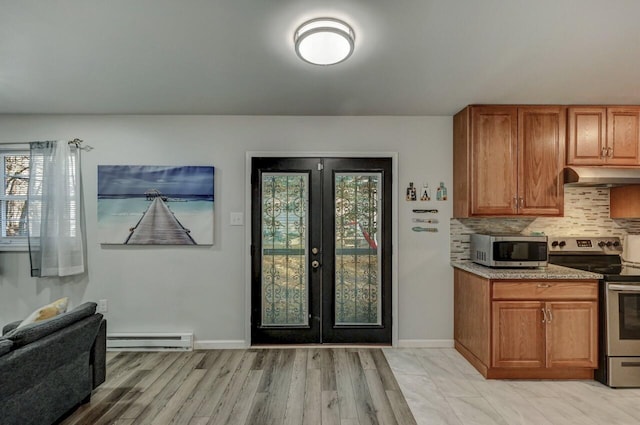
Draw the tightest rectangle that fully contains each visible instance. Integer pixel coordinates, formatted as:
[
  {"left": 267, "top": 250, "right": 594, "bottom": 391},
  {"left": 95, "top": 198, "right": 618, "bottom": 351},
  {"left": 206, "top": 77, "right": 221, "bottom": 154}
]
[
  {"left": 541, "top": 308, "right": 546, "bottom": 323},
  {"left": 311, "top": 260, "right": 321, "bottom": 269},
  {"left": 608, "top": 284, "right": 640, "bottom": 292}
]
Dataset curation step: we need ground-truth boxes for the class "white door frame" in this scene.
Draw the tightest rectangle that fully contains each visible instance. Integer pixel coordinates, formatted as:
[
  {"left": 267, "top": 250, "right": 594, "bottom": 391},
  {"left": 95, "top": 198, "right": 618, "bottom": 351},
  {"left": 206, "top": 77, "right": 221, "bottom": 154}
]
[{"left": 245, "top": 151, "right": 399, "bottom": 347}]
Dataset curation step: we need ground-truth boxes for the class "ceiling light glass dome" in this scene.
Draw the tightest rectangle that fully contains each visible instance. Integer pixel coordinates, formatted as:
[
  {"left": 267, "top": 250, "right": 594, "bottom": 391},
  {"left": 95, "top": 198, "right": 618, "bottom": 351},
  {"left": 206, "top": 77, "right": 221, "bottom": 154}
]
[{"left": 294, "top": 18, "right": 355, "bottom": 66}]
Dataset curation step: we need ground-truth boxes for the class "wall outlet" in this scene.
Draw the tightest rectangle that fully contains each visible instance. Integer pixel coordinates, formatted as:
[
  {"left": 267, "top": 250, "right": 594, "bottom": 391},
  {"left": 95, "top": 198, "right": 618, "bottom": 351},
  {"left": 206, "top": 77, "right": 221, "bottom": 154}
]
[
  {"left": 230, "top": 212, "right": 244, "bottom": 226},
  {"left": 97, "top": 299, "right": 108, "bottom": 313}
]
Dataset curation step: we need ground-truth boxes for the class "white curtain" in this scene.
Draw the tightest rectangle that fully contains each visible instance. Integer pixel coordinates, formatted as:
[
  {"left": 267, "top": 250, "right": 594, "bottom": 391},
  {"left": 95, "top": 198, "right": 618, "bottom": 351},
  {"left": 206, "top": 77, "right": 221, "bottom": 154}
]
[{"left": 27, "top": 141, "right": 86, "bottom": 277}]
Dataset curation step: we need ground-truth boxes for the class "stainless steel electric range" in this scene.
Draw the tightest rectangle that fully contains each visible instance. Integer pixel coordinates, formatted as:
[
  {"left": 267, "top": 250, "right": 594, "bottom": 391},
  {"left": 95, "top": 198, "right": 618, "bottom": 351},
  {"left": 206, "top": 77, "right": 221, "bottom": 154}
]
[{"left": 548, "top": 236, "right": 640, "bottom": 388}]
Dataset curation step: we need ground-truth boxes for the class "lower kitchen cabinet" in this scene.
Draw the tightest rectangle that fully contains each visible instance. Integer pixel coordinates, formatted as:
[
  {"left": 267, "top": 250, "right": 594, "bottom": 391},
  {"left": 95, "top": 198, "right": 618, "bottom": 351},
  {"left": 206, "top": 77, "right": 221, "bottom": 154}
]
[
  {"left": 492, "top": 301, "right": 546, "bottom": 368},
  {"left": 492, "top": 300, "right": 597, "bottom": 370},
  {"left": 546, "top": 301, "right": 598, "bottom": 368},
  {"left": 454, "top": 268, "right": 598, "bottom": 379}
]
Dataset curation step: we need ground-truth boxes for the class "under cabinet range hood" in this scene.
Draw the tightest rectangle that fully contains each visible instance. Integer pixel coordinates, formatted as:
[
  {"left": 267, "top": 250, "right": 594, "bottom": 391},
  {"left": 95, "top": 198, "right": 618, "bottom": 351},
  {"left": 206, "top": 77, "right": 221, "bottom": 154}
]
[{"left": 564, "top": 166, "right": 640, "bottom": 186}]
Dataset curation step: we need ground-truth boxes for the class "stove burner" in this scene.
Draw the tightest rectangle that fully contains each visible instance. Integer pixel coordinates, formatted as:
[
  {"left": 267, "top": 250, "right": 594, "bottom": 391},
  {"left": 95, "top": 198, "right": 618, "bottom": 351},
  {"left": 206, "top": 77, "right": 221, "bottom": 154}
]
[
  {"left": 550, "top": 261, "right": 624, "bottom": 276},
  {"left": 582, "top": 264, "right": 622, "bottom": 274}
]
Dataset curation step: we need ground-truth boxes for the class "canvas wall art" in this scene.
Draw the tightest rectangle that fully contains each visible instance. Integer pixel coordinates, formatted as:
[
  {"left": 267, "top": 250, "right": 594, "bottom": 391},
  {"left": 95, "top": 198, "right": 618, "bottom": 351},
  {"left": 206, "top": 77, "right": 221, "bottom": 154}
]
[{"left": 98, "top": 165, "right": 214, "bottom": 245}]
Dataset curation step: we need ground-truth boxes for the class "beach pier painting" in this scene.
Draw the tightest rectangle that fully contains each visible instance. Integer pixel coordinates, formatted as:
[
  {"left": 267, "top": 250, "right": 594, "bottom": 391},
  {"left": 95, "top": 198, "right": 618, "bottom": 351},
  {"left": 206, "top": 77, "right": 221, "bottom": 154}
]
[
  {"left": 98, "top": 165, "right": 214, "bottom": 245},
  {"left": 124, "top": 194, "right": 196, "bottom": 245}
]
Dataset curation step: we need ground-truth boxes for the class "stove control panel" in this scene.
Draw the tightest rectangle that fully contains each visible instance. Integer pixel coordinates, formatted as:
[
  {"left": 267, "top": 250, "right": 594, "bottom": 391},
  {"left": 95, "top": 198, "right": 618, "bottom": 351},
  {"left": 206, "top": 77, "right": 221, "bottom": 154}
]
[{"left": 548, "top": 237, "right": 622, "bottom": 253}]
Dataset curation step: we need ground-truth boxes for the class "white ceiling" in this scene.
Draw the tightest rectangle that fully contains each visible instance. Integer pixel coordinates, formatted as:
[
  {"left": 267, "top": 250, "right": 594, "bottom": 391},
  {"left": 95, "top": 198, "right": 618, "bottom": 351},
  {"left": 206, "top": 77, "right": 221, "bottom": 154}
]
[{"left": 2, "top": 1, "right": 640, "bottom": 116}]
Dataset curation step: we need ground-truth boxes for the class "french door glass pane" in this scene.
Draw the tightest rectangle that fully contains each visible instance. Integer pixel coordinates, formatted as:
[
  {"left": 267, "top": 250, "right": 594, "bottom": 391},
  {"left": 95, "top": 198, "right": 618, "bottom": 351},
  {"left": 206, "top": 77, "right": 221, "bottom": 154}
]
[
  {"left": 261, "top": 173, "right": 309, "bottom": 326},
  {"left": 335, "top": 173, "right": 382, "bottom": 325}
]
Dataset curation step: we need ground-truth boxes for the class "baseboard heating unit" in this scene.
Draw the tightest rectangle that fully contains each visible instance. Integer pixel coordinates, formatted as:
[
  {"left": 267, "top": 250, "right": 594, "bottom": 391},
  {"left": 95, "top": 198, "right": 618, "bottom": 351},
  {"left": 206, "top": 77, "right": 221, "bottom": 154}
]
[{"left": 107, "top": 332, "right": 194, "bottom": 351}]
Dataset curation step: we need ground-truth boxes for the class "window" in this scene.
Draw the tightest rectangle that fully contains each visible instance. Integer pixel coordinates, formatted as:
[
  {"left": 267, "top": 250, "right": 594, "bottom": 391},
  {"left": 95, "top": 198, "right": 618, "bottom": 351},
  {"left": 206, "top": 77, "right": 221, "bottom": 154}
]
[{"left": 0, "top": 150, "right": 29, "bottom": 249}]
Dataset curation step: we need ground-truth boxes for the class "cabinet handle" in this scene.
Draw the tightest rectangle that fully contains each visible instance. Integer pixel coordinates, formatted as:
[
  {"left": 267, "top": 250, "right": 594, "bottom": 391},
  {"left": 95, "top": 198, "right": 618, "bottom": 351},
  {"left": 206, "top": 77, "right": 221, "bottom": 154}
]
[
  {"left": 607, "top": 147, "right": 613, "bottom": 158},
  {"left": 519, "top": 197, "right": 524, "bottom": 208},
  {"left": 541, "top": 308, "right": 546, "bottom": 323},
  {"left": 537, "top": 283, "right": 551, "bottom": 288},
  {"left": 601, "top": 146, "right": 607, "bottom": 158},
  {"left": 513, "top": 195, "right": 518, "bottom": 210},
  {"left": 547, "top": 308, "right": 553, "bottom": 323}
]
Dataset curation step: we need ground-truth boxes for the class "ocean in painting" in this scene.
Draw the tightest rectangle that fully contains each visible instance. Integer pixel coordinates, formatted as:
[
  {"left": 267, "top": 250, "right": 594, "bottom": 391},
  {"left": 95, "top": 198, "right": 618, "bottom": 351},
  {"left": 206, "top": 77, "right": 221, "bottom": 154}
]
[
  {"left": 98, "top": 195, "right": 214, "bottom": 245},
  {"left": 97, "top": 165, "right": 214, "bottom": 245}
]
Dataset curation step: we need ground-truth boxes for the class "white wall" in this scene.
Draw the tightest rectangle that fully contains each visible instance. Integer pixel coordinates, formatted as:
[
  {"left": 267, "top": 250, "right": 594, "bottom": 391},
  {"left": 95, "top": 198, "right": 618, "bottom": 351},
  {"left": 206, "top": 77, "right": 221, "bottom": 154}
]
[{"left": 0, "top": 115, "right": 453, "bottom": 346}]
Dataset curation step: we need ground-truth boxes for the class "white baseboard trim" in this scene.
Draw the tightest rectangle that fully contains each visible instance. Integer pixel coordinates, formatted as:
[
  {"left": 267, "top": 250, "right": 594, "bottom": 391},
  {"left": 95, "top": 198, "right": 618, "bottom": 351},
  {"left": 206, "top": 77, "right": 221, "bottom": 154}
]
[
  {"left": 194, "top": 340, "right": 248, "bottom": 350},
  {"left": 397, "top": 339, "right": 455, "bottom": 348},
  {"left": 194, "top": 339, "right": 453, "bottom": 349}
]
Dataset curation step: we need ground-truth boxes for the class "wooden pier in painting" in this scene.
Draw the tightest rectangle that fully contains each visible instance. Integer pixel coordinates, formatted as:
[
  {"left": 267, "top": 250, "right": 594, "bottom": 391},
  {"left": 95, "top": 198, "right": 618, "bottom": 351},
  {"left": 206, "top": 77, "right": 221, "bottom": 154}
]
[{"left": 125, "top": 197, "right": 196, "bottom": 245}]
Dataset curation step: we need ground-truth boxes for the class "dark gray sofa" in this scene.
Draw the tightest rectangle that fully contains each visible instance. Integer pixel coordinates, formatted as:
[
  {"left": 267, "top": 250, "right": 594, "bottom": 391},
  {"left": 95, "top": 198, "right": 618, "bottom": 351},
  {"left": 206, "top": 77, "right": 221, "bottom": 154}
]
[{"left": 0, "top": 302, "right": 106, "bottom": 425}]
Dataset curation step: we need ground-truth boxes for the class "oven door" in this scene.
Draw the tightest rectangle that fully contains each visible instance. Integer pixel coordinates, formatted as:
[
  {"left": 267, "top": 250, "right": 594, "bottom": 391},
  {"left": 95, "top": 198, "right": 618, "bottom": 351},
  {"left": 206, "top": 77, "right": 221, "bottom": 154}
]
[{"left": 606, "top": 282, "right": 640, "bottom": 356}]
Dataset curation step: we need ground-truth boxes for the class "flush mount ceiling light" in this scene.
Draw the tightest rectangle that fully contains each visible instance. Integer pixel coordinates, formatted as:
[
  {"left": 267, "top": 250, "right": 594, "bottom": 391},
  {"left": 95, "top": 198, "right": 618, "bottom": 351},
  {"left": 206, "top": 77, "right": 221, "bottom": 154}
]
[{"left": 294, "top": 18, "right": 355, "bottom": 66}]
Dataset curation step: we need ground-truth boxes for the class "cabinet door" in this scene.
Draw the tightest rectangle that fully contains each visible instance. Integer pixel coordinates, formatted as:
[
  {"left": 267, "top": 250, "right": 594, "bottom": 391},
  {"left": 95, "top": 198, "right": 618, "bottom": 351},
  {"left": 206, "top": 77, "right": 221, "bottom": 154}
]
[
  {"left": 546, "top": 301, "right": 597, "bottom": 368},
  {"left": 470, "top": 106, "right": 518, "bottom": 215},
  {"left": 607, "top": 107, "right": 640, "bottom": 165},
  {"left": 610, "top": 185, "right": 640, "bottom": 218},
  {"left": 492, "top": 301, "right": 545, "bottom": 368},
  {"left": 518, "top": 107, "right": 565, "bottom": 216},
  {"left": 567, "top": 107, "right": 606, "bottom": 165}
]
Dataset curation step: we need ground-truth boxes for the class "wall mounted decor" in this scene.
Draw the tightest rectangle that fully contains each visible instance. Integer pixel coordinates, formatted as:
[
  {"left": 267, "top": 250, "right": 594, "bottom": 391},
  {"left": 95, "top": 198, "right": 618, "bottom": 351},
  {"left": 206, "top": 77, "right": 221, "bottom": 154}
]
[
  {"left": 412, "top": 226, "right": 438, "bottom": 232},
  {"left": 406, "top": 182, "right": 417, "bottom": 201},
  {"left": 436, "top": 182, "right": 448, "bottom": 201},
  {"left": 420, "top": 183, "right": 431, "bottom": 201},
  {"left": 412, "top": 218, "right": 439, "bottom": 224},
  {"left": 98, "top": 165, "right": 214, "bottom": 245}
]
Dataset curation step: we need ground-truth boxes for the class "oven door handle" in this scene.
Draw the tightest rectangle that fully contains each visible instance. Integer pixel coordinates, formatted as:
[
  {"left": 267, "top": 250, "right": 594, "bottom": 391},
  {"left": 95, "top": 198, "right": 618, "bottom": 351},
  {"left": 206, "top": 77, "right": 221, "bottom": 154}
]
[{"left": 608, "top": 284, "right": 640, "bottom": 292}]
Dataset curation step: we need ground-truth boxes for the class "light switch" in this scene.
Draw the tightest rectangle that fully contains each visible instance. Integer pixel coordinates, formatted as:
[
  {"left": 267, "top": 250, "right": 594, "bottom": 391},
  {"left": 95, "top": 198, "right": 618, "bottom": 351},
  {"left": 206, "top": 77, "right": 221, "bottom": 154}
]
[
  {"left": 230, "top": 212, "right": 244, "bottom": 226},
  {"left": 97, "top": 299, "right": 108, "bottom": 313}
]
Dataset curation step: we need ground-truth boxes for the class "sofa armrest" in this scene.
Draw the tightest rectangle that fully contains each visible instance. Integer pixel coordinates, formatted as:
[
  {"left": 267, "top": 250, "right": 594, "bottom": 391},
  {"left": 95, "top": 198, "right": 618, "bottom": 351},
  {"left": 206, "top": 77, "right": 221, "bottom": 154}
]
[
  {"left": 5, "top": 303, "right": 98, "bottom": 348},
  {"left": 91, "top": 318, "right": 107, "bottom": 388},
  {"left": 2, "top": 321, "right": 21, "bottom": 336}
]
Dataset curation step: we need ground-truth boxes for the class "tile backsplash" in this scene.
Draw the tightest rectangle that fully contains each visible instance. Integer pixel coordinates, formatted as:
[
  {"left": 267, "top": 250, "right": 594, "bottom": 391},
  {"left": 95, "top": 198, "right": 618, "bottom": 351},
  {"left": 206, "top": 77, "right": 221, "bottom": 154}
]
[{"left": 450, "top": 187, "right": 640, "bottom": 261}]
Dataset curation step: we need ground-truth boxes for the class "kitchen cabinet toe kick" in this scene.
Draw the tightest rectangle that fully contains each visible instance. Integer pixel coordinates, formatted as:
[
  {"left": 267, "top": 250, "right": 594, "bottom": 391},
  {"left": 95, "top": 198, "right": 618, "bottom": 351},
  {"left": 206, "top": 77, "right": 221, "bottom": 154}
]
[{"left": 455, "top": 341, "right": 594, "bottom": 380}]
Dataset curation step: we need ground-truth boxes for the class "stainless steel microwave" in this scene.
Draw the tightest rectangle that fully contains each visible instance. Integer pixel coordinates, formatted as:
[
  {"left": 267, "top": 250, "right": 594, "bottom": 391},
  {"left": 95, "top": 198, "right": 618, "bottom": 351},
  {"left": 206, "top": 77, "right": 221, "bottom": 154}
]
[{"left": 470, "top": 234, "right": 548, "bottom": 268}]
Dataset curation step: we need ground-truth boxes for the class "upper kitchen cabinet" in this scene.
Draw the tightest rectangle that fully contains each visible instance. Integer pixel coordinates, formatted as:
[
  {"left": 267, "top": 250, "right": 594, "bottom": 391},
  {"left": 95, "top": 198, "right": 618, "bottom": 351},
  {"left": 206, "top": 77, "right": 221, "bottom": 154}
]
[
  {"left": 567, "top": 106, "right": 640, "bottom": 166},
  {"left": 610, "top": 185, "right": 640, "bottom": 218},
  {"left": 453, "top": 105, "right": 565, "bottom": 217}
]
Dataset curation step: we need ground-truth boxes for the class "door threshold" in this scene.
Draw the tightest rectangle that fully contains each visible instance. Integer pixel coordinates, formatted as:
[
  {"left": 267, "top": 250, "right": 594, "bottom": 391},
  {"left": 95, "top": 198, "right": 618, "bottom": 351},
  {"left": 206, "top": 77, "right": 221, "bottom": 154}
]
[{"left": 251, "top": 343, "right": 392, "bottom": 349}]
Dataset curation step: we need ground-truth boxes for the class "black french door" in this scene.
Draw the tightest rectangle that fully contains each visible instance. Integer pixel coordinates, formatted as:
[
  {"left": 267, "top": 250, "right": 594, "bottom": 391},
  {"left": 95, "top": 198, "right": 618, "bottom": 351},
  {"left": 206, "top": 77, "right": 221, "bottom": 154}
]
[{"left": 251, "top": 157, "right": 392, "bottom": 344}]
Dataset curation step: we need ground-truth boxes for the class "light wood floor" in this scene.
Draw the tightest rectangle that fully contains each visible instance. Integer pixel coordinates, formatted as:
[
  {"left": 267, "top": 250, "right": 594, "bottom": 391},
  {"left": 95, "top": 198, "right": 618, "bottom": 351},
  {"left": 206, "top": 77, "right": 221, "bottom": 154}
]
[
  {"left": 60, "top": 348, "right": 417, "bottom": 425},
  {"left": 385, "top": 348, "right": 640, "bottom": 425}
]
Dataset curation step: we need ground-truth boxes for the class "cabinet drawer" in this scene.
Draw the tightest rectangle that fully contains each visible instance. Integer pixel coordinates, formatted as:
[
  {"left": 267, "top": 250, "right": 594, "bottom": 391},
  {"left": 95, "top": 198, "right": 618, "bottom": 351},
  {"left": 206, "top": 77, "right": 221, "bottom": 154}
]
[{"left": 492, "top": 281, "right": 598, "bottom": 300}]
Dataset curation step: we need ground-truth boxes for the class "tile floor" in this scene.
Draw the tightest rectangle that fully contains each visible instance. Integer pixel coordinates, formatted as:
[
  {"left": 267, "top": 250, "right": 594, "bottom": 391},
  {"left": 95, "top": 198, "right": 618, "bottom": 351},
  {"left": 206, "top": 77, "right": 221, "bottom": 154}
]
[{"left": 383, "top": 348, "right": 640, "bottom": 425}]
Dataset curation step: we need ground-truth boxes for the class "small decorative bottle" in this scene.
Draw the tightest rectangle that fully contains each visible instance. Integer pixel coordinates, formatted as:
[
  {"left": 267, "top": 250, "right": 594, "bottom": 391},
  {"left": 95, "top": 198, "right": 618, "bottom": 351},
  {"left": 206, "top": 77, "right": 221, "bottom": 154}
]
[
  {"left": 406, "top": 182, "right": 417, "bottom": 201},
  {"left": 440, "top": 182, "right": 447, "bottom": 201},
  {"left": 420, "top": 183, "right": 430, "bottom": 201}
]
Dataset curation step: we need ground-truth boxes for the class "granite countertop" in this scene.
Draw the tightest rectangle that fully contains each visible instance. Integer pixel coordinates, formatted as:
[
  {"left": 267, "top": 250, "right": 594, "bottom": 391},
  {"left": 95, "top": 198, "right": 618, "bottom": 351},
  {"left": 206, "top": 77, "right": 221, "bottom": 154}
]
[{"left": 451, "top": 261, "right": 603, "bottom": 280}]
